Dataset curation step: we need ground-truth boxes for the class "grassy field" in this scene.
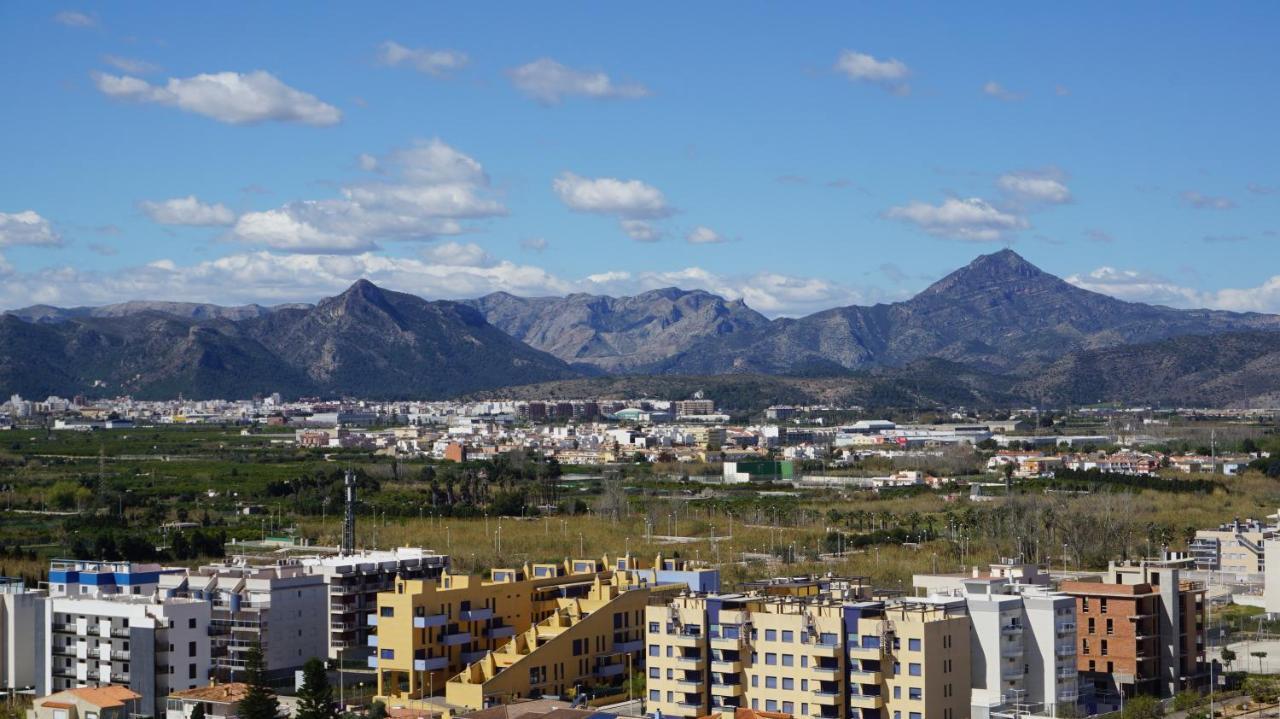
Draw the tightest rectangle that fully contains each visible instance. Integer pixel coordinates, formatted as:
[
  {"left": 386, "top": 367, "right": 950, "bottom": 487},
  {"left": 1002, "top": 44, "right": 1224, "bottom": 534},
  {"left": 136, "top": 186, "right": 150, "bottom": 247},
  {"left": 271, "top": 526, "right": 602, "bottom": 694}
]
[{"left": 3, "top": 424, "right": 1280, "bottom": 592}]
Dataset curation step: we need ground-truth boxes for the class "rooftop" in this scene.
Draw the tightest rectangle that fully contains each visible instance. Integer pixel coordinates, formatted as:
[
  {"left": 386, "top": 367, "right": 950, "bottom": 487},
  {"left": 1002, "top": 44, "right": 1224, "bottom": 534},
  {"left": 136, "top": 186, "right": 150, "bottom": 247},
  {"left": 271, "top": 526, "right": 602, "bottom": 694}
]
[{"left": 168, "top": 683, "right": 250, "bottom": 704}]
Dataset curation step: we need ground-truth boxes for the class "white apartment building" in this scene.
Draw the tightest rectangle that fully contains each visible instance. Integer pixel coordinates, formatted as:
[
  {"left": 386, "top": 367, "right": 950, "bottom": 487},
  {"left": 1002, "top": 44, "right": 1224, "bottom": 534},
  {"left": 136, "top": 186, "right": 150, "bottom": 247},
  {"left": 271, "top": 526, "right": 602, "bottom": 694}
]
[
  {"left": 915, "top": 561, "right": 1078, "bottom": 719},
  {"left": 159, "top": 560, "right": 328, "bottom": 680},
  {"left": 1, "top": 577, "right": 47, "bottom": 692},
  {"left": 296, "top": 548, "right": 449, "bottom": 660},
  {"left": 45, "top": 594, "right": 211, "bottom": 718}
]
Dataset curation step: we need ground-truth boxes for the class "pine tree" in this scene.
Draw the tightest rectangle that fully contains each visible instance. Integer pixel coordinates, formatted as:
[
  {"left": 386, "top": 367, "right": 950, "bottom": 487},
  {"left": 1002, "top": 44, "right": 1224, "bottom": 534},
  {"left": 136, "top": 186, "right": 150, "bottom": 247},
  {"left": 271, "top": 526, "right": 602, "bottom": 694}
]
[
  {"left": 191, "top": 703, "right": 206, "bottom": 719},
  {"left": 237, "top": 644, "right": 280, "bottom": 719},
  {"left": 295, "top": 658, "right": 337, "bottom": 719}
]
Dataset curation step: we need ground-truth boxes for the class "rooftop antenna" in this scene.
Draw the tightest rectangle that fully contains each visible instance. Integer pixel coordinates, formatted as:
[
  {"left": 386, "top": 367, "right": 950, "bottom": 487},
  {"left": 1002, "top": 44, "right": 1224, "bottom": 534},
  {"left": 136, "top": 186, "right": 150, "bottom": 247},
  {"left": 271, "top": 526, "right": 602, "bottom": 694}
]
[{"left": 341, "top": 468, "right": 357, "bottom": 556}]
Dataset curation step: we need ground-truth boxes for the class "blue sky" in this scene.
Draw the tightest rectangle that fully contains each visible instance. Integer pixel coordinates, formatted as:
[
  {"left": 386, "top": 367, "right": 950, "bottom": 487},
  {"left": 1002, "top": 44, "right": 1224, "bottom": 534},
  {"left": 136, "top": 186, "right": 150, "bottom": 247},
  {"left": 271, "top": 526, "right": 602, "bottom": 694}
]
[{"left": 1, "top": 2, "right": 1277, "bottom": 315}]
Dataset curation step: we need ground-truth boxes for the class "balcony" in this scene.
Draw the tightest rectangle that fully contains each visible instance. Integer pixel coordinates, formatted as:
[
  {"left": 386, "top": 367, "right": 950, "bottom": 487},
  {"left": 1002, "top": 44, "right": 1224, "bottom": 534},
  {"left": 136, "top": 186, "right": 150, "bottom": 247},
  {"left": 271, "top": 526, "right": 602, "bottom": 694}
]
[
  {"left": 1056, "top": 644, "right": 1075, "bottom": 657},
  {"left": 710, "top": 635, "right": 745, "bottom": 651},
  {"left": 414, "top": 656, "right": 449, "bottom": 672},
  {"left": 490, "top": 626, "right": 516, "bottom": 639},
  {"left": 596, "top": 663, "right": 626, "bottom": 678},
  {"left": 462, "top": 650, "right": 488, "bottom": 664},
  {"left": 1001, "top": 642, "right": 1023, "bottom": 657},
  {"left": 1057, "top": 667, "right": 1077, "bottom": 678},
  {"left": 809, "top": 642, "right": 841, "bottom": 658},
  {"left": 443, "top": 631, "right": 471, "bottom": 646},
  {"left": 670, "top": 655, "right": 705, "bottom": 670},
  {"left": 670, "top": 633, "right": 704, "bottom": 648},
  {"left": 1001, "top": 623, "right": 1024, "bottom": 636},
  {"left": 672, "top": 676, "right": 702, "bottom": 690},
  {"left": 710, "top": 683, "right": 744, "bottom": 697},
  {"left": 52, "top": 645, "right": 76, "bottom": 657},
  {"left": 414, "top": 614, "right": 447, "bottom": 629},
  {"left": 711, "top": 660, "right": 742, "bottom": 673},
  {"left": 461, "top": 607, "right": 493, "bottom": 621},
  {"left": 1057, "top": 622, "right": 1077, "bottom": 634},
  {"left": 849, "top": 668, "right": 882, "bottom": 683},
  {"left": 1001, "top": 664, "right": 1023, "bottom": 679},
  {"left": 810, "top": 665, "right": 841, "bottom": 680},
  {"left": 848, "top": 644, "right": 882, "bottom": 661},
  {"left": 813, "top": 689, "right": 841, "bottom": 703},
  {"left": 367, "top": 613, "right": 378, "bottom": 626},
  {"left": 367, "top": 635, "right": 378, "bottom": 647},
  {"left": 52, "top": 623, "right": 79, "bottom": 634},
  {"left": 849, "top": 693, "right": 884, "bottom": 710}
]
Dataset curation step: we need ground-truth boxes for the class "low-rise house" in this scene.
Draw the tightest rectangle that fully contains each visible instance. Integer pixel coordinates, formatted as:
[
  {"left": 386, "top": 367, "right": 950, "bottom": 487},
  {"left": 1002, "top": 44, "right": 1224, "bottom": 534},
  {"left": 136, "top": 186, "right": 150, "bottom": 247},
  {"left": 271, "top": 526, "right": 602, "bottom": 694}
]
[
  {"left": 28, "top": 686, "right": 143, "bottom": 719},
  {"left": 165, "top": 683, "right": 249, "bottom": 719}
]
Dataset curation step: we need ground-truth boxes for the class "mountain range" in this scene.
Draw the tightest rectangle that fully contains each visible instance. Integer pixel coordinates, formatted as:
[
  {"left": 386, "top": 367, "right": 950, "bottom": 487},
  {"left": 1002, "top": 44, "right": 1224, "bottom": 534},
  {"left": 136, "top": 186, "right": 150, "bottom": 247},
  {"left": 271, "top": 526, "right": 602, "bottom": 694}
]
[{"left": 5, "top": 250, "right": 1280, "bottom": 406}]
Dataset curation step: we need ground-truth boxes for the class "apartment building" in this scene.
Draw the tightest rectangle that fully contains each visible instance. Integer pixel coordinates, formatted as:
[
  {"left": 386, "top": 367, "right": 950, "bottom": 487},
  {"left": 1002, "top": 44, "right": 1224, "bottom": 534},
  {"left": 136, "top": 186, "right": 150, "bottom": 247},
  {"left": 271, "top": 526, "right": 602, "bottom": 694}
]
[
  {"left": 373, "top": 554, "right": 716, "bottom": 705},
  {"left": 644, "top": 592, "right": 971, "bottom": 719},
  {"left": 159, "top": 560, "right": 328, "bottom": 679},
  {"left": 48, "top": 559, "right": 180, "bottom": 599},
  {"left": 1061, "top": 559, "right": 1205, "bottom": 707},
  {"left": 44, "top": 594, "right": 211, "bottom": 718},
  {"left": 297, "top": 548, "right": 449, "bottom": 660},
  {"left": 1, "top": 577, "right": 47, "bottom": 692},
  {"left": 444, "top": 572, "right": 684, "bottom": 709},
  {"left": 930, "top": 563, "right": 1077, "bottom": 719},
  {"left": 1188, "top": 518, "right": 1273, "bottom": 575}
]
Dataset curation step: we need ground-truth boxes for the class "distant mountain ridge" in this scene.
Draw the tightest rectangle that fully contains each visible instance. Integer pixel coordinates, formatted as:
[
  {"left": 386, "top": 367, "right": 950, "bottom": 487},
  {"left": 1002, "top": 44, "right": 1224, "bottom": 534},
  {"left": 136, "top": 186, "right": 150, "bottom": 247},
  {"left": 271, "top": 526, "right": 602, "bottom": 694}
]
[
  {"left": 6, "top": 250, "right": 1280, "bottom": 406},
  {"left": 0, "top": 281, "right": 579, "bottom": 400},
  {"left": 463, "top": 288, "right": 769, "bottom": 371}
]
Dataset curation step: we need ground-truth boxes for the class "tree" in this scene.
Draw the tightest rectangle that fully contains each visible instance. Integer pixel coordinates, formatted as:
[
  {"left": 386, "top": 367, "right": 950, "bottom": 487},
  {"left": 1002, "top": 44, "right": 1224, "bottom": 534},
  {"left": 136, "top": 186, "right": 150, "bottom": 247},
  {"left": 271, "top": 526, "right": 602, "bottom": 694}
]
[
  {"left": 368, "top": 701, "right": 388, "bottom": 719},
  {"left": 295, "top": 658, "right": 337, "bottom": 719},
  {"left": 1221, "top": 646, "right": 1237, "bottom": 671},
  {"left": 1245, "top": 675, "right": 1280, "bottom": 704},
  {"left": 191, "top": 703, "right": 206, "bottom": 719},
  {"left": 1120, "top": 694, "right": 1163, "bottom": 719},
  {"left": 237, "top": 644, "right": 280, "bottom": 719}
]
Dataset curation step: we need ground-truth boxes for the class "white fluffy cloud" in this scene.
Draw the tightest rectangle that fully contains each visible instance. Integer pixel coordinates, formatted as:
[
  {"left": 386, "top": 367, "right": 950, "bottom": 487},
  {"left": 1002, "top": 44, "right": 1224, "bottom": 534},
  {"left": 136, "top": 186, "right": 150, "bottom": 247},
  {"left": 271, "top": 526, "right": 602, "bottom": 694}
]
[
  {"left": 377, "top": 41, "right": 468, "bottom": 77},
  {"left": 884, "top": 197, "right": 1027, "bottom": 242},
  {"left": 686, "top": 226, "right": 726, "bottom": 245},
  {"left": 0, "top": 211, "right": 63, "bottom": 247},
  {"left": 620, "top": 220, "right": 662, "bottom": 242},
  {"left": 140, "top": 195, "right": 236, "bottom": 226},
  {"left": 834, "top": 50, "right": 910, "bottom": 95},
  {"left": 1180, "top": 191, "right": 1236, "bottom": 210},
  {"left": 229, "top": 138, "right": 504, "bottom": 253},
  {"left": 508, "top": 58, "right": 649, "bottom": 104},
  {"left": 553, "top": 172, "right": 671, "bottom": 219},
  {"left": 0, "top": 247, "right": 881, "bottom": 317},
  {"left": 93, "top": 70, "right": 341, "bottom": 126},
  {"left": 54, "top": 10, "right": 95, "bottom": 27},
  {"left": 1067, "top": 266, "right": 1280, "bottom": 314},
  {"left": 997, "top": 171, "right": 1072, "bottom": 204}
]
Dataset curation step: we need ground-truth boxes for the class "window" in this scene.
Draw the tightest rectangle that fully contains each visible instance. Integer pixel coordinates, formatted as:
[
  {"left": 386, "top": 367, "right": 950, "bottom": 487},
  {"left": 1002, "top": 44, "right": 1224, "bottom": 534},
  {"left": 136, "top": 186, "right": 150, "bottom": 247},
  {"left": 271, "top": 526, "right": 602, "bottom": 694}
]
[
  {"left": 1101, "top": 640, "right": 1109, "bottom": 656},
  {"left": 188, "top": 618, "right": 197, "bottom": 629},
  {"left": 649, "top": 667, "right": 659, "bottom": 679},
  {"left": 765, "top": 629, "right": 777, "bottom": 641},
  {"left": 908, "top": 638, "right": 921, "bottom": 651},
  {"left": 1100, "top": 598, "right": 1108, "bottom": 614},
  {"left": 766, "top": 676, "right": 777, "bottom": 689},
  {"left": 381, "top": 649, "right": 394, "bottom": 659},
  {"left": 894, "top": 687, "right": 901, "bottom": 699},
  {"left": 380, "top": 607, "right": 394, "bottom": 617},
  {"left": 649, "top": 690, "right": 659, "bottom": 702},
  {"left": 188, "top": 664, "right": 196, "bottom": 679},
  {"left": 649, "top": 645, "right": 659, "bottom": 657},
  {"left": 765, "top": 700, "right": 777, "bottom": 712},
  {"left": 1087, "top": 617, "right": 1095, "bottom": 634},
  {"left": 781, "top": 654, "right": 793, "bottom": 667},
  {"left": 909, "top": 688, "right": 921, "bottom": 700},
  {"left": 782, "top": 678, "right": 794, "bottom": 690},
  {"left": 800, "top": 656, "right": 808, "bottom": 668},
  {"left": 649, "top": 622, "right": 660, "bottom": 633},
  {"left": 801, "top": 679, "right": 808, "bottom": 691},
  {"left": 751, "top": 675, "right": 758, "bottom": 688},
  {"left": 188, "top": 641, "right": 196, "bottom": 657},
  {"left": 765, "top": 653, "right": 777, "bottom": 665},
  {"left": 910, "top": 713, "right": 922, "bottom": 719},
  {"left": 1106, "top": 618, "right": 1114, "bottom": 635},
  {"left": 781, "top": 630, "right": 794, "bottom": 642},
  {"left": 782, "top": 703, "right": 794, "bottom": 715},
  {"left": 909, "top": 663, "right": 921, "bottom": 676}
]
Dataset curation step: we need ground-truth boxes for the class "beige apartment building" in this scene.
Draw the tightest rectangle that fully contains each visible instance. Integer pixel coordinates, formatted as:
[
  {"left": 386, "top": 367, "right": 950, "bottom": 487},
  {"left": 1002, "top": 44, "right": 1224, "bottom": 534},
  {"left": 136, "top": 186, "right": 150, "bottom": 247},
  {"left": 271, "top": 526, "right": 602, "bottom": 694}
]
[
  {"left": 373, "top": 554, "right": 715, "bottom": 709},
  {"left": 1188, "top": 518, "right": 1273, "bottom": 575},
  {"left": 645, "top": 593, "right": 971, "bottom": 719}
]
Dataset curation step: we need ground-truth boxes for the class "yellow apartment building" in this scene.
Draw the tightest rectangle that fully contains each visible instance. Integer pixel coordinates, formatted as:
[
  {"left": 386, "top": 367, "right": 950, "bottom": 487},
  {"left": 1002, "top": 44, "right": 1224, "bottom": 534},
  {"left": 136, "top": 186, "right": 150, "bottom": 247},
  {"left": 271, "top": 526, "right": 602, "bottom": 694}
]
[
  {"left": 372, "top": 554, "right": 715, "bottom": 708},
  {"left": 645, "top": 593, "right": 971, "bottom": 719}
]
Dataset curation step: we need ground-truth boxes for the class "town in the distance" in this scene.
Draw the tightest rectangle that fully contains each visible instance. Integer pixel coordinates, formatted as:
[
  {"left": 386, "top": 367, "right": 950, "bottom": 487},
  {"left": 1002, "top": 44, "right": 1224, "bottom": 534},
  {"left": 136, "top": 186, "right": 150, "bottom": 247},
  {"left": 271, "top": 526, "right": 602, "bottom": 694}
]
[{"left": 4, "top": 389, "right": 1280, "bottom": 719}]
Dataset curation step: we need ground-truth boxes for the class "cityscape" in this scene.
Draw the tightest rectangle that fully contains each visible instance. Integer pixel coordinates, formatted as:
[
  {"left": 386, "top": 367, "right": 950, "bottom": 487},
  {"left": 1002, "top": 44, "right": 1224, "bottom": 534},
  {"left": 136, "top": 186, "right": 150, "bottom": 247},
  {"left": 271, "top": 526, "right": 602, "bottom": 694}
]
[{"left": 3, "top": 5, "right": 1280, "bottom": 719}]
